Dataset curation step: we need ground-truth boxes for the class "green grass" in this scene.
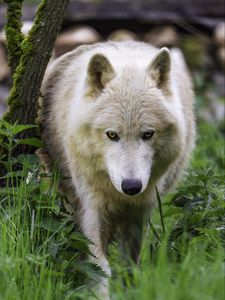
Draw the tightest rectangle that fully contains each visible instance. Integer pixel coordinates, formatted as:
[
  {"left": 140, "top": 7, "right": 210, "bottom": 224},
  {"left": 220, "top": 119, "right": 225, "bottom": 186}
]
[
  {"left": 0, "top": 106, "right": 224, "bottom": 300},
  {"left": 109, "top": 243, "right": 224, "bottom": 300}
]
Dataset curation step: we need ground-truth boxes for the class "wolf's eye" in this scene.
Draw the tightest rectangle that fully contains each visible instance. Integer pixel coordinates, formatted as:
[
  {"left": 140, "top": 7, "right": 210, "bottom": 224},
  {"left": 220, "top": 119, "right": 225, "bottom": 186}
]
[
  {"left": 106, "top": 131, "right": 120, "bottom": 141},
  {"left": 142, "top": 130, "right": 155, "bottom": 140}
]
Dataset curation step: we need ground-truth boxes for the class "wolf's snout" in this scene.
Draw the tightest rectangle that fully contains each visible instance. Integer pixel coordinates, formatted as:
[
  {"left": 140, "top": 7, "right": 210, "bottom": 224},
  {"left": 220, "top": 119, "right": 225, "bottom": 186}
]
[{"left": 121, "top": 179, "right": 142, "bottom": 196}]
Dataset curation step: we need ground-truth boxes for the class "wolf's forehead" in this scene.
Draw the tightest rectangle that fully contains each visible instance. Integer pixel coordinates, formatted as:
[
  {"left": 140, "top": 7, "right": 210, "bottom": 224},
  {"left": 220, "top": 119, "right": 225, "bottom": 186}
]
[
  {"left": 92, "top": 76, "right": 172, "bottom": 132},
  {"left": 93, "top": 99, "right": 164, "bottom": 134}
]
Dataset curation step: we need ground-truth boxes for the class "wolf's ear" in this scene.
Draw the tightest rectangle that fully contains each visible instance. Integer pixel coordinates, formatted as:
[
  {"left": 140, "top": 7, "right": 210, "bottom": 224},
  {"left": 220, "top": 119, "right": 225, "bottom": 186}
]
[
  {"left": 87, "top": 53, "right": 115, "bottom": 96},
  {"left": 147, "top": 47, "right": 171, "bottom": 89}
]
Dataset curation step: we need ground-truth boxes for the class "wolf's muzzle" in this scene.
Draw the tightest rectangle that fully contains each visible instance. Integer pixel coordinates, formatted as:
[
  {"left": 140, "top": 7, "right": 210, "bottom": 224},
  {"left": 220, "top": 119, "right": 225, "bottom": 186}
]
[{"left": 121, "top": 179, "right": 142, "bottom": 196}]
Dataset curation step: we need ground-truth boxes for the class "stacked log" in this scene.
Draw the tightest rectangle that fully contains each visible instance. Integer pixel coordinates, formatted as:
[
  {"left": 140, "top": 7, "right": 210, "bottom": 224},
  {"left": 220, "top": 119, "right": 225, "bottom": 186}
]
[{"left": 54, "top": 26, "right": 101, "bottom": 57}]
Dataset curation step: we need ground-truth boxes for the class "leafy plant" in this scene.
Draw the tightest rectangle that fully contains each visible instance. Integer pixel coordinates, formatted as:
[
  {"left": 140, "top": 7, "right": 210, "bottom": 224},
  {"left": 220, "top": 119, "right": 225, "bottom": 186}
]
[{"left": 0, "top": 120, "right": 103, "bottom": 299}]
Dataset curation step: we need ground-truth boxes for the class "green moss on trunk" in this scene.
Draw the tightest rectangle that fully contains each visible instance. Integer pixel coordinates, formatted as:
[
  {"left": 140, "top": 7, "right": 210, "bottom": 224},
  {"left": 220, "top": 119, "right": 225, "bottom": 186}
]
[
  {"left": 4, "top": 37, "right": 34, "bottom": 119},
  {"left": 4, "top": 0, "right": 55, "bottom": 123},
  {"left": 3, "top": 0, "right": 24, "bottom": 74},
  {"left": 2, "top": 0, "right": 69, "bottom": 156}
]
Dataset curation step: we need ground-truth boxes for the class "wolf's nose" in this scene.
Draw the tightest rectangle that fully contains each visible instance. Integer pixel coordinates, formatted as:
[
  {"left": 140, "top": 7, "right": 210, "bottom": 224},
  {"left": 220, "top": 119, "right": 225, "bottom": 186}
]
[{"left": 121, "top": 179, "right": 142, "bottom": 196}]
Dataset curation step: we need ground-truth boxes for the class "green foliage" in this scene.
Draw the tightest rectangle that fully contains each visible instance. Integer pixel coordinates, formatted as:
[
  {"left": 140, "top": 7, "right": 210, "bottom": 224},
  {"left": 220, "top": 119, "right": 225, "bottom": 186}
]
[
  {"left": 180, "top": 35, "right": 210, "bottom": 70},
  {"left": 170, "top": 168, "right": 225, "bottom": 247},
  {"left": 0, "top": 119, "right": 40, "bottom": 172}
]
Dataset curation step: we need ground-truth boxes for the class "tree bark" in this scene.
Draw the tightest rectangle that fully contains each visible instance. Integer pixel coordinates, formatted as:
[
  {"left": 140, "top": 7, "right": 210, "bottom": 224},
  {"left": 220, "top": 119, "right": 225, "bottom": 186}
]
[{"left": 3, "top": 0, "right": 69, "bottom": 155}]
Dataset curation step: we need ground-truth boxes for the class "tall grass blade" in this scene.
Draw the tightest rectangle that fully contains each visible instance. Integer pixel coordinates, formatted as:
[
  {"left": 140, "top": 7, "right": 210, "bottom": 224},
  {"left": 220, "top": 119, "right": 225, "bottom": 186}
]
[{"left": 155, "top": 186, "right": 166, "bottom": 236}]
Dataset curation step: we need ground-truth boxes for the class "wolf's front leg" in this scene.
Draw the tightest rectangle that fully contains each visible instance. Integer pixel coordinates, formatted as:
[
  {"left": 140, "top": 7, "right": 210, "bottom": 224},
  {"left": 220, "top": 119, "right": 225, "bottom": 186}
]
[
  {"left": 120, "top": 207, "right": 149, "bottom": 265},
  {"left": 120, "top": 220, "right": 143, "bottom": 265},
  {"left": 80, "top": 205, "right": 111, "bottom": 300}
]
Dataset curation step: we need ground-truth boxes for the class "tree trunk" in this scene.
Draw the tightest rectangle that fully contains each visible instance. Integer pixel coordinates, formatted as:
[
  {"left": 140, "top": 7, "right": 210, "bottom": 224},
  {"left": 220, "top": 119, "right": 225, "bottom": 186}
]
[{"left": 3, "top": 0, "right": 69, "bottom": 155}]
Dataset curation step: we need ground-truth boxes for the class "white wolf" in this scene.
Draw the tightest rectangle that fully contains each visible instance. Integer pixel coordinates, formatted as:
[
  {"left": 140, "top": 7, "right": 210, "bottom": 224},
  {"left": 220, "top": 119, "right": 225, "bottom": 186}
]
[{"left": 39, "top": 41, "right": 195, "bottom": 299}]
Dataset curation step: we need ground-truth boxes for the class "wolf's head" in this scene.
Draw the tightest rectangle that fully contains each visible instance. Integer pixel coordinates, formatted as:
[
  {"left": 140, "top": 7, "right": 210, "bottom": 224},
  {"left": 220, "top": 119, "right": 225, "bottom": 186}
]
[{"left": 72, "top": 47, "right": 183, "bottom": 196}]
